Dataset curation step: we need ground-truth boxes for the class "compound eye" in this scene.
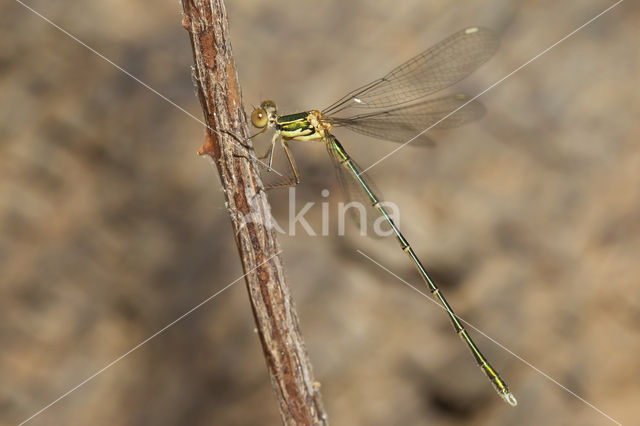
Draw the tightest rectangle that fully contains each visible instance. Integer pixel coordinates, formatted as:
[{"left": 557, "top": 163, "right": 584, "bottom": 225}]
[{"left": 251, "top": 108, "right": 268, "bottom": 128}]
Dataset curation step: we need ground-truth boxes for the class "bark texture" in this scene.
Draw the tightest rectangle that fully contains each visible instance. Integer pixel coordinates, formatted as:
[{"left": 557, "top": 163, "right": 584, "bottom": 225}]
[{"left": 180, "top": 1, "right": 327, "bottom": 424}]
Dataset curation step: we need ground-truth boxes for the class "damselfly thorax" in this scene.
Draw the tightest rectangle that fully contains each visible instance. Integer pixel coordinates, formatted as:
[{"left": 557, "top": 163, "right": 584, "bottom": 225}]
[{"left": 250, "top": 101, "right": 336, "bottom": 185}]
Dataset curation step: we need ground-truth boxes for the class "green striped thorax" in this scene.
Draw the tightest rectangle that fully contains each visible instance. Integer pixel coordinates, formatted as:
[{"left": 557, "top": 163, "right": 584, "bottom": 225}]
[{"left": 250, "top": 100, "right": 333, "bottom": 142}]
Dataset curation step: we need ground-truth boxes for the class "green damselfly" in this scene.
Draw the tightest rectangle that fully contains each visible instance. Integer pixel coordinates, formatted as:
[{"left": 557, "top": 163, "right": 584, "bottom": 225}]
[{"left": 250, "top": 27, "right": 517, "bottom": 406}]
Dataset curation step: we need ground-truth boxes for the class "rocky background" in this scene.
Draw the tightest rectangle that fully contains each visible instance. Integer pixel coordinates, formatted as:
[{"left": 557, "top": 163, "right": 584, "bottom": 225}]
[{"left": 1, "top": 0, "right": 639, "bottom": 425}]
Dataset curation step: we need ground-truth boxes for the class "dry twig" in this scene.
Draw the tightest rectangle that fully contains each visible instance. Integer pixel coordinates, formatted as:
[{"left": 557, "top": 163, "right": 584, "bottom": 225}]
[{"left": 180, "top": 0, "right": 327, "bottom": 424}]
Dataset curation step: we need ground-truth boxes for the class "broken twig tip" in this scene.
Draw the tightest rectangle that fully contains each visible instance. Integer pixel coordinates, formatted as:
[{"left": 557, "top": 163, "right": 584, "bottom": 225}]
[
  {"left": 197, "top": 133, "right": 215, "bottom": 157},
  {"left": 181, "top": 14, "right": 191, "bottom": 30}
]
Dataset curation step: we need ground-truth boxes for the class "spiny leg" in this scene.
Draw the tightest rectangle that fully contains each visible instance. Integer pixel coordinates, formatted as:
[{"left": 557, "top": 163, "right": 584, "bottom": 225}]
[
  {"left": 250, "top": 131, "right": 277, "bottom": 166},
  {"left": 280, "top": 138, "right": 300, "bottom": 185},
  {"left": 267, "top": 132, "right": 277, "bottom": 170},
  {"left": 258, "top": 137, "right": 302, "bottom": 190}
]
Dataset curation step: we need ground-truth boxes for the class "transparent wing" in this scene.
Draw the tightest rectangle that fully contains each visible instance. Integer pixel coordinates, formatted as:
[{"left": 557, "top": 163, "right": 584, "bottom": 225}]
[
  {"left": 323, "top": 27, "right": 498, "bottom": 114},
  {"left": 331, "top": 94, "right": 485, "bottom": 145}
]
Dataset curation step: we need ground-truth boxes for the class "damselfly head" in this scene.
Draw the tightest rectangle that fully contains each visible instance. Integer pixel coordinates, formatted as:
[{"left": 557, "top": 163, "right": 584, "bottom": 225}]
[{"left": 250, "top": 100, "right": 277, "bottom": 129}]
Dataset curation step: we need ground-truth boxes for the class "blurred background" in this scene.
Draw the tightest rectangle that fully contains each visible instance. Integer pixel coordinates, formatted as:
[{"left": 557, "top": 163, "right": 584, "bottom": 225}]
[{"left": 1, "top": 0, "right": 639, "bottom": 425}]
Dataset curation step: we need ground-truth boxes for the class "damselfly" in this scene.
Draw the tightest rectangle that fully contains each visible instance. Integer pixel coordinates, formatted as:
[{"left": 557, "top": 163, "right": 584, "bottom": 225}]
[{"left": 250, "top": 27, "right": 516, "bottom": 406}]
